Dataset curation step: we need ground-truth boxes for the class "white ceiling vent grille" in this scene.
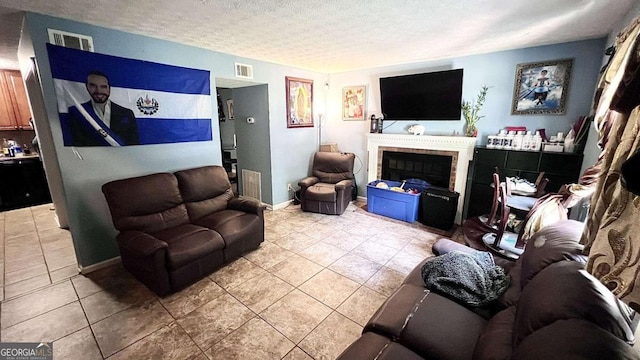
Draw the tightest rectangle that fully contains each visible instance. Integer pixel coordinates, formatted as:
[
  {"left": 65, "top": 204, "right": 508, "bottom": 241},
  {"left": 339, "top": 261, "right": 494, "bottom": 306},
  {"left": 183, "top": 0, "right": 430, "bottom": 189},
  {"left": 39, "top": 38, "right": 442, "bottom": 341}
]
[
  {"left": 235, "top": 63, "right": 253, "bottom": 79},
  {"left": 47, "top": 29, "right": 94, "bottom": 52}
]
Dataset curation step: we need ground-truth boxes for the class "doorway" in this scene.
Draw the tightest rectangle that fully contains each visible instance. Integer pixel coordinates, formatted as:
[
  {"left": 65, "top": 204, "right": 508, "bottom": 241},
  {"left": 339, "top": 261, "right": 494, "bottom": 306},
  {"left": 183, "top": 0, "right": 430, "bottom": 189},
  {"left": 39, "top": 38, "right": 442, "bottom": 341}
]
[
  {"left": 217, "top": 87, "right": 238, "bottom": 194},
  {"left": 215, "top": 79, "right": 273, "bottom": 204}
]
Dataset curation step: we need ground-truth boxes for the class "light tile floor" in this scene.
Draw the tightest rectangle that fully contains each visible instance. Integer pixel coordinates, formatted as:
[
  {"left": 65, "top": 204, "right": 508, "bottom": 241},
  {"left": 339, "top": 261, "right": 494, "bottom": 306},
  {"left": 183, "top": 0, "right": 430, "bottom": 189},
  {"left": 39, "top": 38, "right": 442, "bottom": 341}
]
[{"left": 0, "top": 201, "right": 463, "bottom": 359}]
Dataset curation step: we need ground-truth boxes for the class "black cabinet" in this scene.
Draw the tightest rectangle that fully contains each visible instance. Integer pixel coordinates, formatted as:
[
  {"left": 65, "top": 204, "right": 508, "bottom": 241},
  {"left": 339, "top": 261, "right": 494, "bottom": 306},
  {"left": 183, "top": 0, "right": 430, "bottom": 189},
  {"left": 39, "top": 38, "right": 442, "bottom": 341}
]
[
  {"left": 0, "top": 157, "right": 51, "bottom": 211},
  {"left": 464, "top": 147, "right": 583, "bottom": 219}
]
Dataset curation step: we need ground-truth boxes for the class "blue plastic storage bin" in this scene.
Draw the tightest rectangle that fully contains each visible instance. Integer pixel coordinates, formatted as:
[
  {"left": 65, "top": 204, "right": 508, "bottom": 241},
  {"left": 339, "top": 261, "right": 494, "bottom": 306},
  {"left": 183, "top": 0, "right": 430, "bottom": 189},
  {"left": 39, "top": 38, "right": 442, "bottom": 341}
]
[{"left": 366, "top": 179, "right": 429, "bottom": 222}]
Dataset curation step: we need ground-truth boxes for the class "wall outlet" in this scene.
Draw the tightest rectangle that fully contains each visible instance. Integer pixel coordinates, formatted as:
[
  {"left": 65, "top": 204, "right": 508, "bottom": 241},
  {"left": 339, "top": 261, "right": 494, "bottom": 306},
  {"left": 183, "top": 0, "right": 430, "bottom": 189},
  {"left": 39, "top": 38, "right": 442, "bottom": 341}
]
[{"left": 287, "top": 183, "right": 293, "bottom": 191}]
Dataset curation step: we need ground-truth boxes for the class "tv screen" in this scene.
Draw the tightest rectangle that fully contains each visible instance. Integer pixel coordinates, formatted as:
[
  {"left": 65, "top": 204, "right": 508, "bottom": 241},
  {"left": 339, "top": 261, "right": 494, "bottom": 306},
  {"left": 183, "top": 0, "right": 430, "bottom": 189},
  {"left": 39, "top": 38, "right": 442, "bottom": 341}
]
[{"left": 380, "top": 69, "right": 463, "bottom": 120}]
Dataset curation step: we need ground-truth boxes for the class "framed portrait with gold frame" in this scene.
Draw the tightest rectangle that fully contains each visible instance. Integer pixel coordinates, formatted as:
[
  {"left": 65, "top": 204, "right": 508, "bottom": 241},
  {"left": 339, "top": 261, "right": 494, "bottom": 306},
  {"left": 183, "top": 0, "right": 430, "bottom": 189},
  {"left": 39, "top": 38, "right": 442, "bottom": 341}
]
[
  {"left": 511, "top": 58, "right": 573, "bottom": 115},
  {"left": 342, "top": 86, "right": 366, "bottom": 121},
  {"left": 286, "top": 76, "right": 314, "bottom": 128}
]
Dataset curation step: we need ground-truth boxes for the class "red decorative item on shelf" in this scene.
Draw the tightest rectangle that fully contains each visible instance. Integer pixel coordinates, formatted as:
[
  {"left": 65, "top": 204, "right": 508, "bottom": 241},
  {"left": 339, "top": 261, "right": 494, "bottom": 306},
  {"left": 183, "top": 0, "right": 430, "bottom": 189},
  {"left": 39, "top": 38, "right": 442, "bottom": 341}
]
[{"left": 506, "top": 126, "right": 527, "bottom": 132}]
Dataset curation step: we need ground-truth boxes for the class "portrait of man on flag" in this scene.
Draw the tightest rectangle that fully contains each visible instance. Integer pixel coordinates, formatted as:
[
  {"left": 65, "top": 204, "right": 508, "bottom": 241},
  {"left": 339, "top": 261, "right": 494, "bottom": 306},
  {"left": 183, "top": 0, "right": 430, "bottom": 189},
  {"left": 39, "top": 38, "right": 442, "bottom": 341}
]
[
  {"left": 47, "top": 44, "right": 213, "bottom": 147},
  {"left": 66, "top": 70, "right": 139, "bottom": 146}
]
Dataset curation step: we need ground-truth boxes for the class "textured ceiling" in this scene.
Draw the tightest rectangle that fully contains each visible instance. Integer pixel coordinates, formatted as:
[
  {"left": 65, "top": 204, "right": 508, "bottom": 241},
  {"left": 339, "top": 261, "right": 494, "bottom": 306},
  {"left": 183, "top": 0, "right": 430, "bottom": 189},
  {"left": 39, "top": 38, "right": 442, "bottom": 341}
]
[{"left": 0, "top": 0, "right": 636, "bottom": 73}]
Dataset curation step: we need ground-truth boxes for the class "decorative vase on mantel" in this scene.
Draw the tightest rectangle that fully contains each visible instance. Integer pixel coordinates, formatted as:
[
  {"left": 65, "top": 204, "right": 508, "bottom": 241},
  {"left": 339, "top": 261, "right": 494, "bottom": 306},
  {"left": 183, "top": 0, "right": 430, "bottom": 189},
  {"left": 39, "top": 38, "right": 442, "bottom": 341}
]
[
  {"left": 461, "top": 85, "right": 490, "bottom": 138},
  {"left": 464, "top": 124, "right": 478, "bottom": 137}
]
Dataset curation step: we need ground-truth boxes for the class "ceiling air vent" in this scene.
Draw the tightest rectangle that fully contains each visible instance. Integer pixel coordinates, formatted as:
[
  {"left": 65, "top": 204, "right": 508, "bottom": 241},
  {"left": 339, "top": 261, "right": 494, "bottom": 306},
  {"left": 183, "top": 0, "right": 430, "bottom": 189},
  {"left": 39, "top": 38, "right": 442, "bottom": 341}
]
[
  {"left": 235, "top": 63, "right": 253, "bottom": 79},
  {"left": 47, "top": 29, "right": 94, "bottom": 52}
]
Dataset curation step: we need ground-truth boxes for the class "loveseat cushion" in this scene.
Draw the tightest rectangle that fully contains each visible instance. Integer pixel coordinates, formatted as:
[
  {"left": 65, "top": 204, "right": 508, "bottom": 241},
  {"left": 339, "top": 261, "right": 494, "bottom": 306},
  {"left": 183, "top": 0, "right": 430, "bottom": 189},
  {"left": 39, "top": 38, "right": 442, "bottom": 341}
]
[
  {"left": 512, "top": 319, "right": 640, "bottom": 360},
  {"left": 102, "top": 172, "right": 189, "bottom": 233},
  {"left": 497, "top": 262, "right": 522, "bottom": 308},
  {"left": 152, "top": 224, "right": 224, "bottom": 270},
  {"left": 194, "top": 210, "right": 263, "bottom": 248},
  {"left": 513, "top": 260, "right": 635, "bottom": 346},
  {"left": 365, "top": 284, "right": 486, "bottom": 360},
  {"left": 473, "top": 306, "right": 516, "bottom": 360},
  {"left": 174, "top": 166, "right": 235, "bottom": 221},
  {"left": 497, "top": 220, "right": 585, "bottom": 309},
  {"left": 336, "top": 332, "right": 424, "bottom": 360},
  {"left": 519, "top": 219, "right": 586, "bottom": 289}
]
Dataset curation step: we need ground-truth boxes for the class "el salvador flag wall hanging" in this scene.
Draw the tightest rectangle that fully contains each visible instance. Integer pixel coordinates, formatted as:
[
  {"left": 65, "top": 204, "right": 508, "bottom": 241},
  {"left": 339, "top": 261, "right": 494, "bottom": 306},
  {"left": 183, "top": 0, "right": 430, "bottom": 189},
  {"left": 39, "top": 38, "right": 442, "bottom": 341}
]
[{"left": 46, "top": 43, "right": 212, "bottom": 146}]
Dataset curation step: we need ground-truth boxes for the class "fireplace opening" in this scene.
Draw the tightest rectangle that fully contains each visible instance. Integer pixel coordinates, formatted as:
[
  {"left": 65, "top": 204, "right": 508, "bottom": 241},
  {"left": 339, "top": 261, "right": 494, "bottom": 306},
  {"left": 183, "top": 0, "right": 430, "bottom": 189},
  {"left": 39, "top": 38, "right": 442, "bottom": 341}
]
[{"left": 381, "top": 151, "right": 452, "bottom": 188}]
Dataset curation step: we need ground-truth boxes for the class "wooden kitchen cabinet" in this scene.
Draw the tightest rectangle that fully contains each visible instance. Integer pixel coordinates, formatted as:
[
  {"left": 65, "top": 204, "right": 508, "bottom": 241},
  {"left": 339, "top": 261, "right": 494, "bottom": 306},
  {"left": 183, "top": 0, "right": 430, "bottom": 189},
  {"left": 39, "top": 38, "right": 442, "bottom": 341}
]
[
  {"left": 0, "top": 70, "right": 33, "bottom": 130},
  {"left": 0, "top": 157, "right": 51, "bottom": 211}
]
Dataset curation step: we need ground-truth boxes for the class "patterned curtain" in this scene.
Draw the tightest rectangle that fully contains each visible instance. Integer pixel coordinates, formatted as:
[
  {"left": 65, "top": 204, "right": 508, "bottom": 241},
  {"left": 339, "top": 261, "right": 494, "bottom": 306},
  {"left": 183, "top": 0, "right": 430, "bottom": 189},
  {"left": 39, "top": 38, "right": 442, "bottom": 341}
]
[{"left": 583, "top": 16, "right": 640, "bottom": 311}]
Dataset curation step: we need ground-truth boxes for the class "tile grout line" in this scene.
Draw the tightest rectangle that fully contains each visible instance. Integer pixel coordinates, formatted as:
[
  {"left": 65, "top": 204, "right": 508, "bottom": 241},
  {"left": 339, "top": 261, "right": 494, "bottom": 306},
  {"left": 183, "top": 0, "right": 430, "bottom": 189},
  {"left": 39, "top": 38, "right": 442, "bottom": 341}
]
[
  {"left": 0, "top": 280, "right": 78, "bottom": 330},
  {"left": 155, "top": 289, "right": 209, "bottom": 358},
  {"left": 31, "top": 207, "right": 55, "bottom": 287},
  {"left": 2, "top": 208, "right": 47, "bottom": 301},
  {"left": 70, "top": 278, "right": 107, "bottom": 359}
]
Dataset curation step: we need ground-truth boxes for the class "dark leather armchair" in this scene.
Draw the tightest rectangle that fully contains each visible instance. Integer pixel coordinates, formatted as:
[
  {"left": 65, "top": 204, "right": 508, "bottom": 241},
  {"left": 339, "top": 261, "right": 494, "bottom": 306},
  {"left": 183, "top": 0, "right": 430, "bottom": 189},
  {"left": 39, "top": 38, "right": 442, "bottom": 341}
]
[{"left": 298, "top": 152, "right": 355, "bottom": 215}]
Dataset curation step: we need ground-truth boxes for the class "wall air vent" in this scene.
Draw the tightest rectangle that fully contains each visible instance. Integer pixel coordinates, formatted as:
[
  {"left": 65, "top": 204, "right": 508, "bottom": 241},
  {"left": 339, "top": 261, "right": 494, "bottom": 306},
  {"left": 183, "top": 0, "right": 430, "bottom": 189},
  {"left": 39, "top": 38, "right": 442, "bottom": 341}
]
[
  {"left": 235, "top": 63, "right": 253, "bottom": 79},
  {"left": 47, "top": 29, "right": 94, "bottom": 52}
]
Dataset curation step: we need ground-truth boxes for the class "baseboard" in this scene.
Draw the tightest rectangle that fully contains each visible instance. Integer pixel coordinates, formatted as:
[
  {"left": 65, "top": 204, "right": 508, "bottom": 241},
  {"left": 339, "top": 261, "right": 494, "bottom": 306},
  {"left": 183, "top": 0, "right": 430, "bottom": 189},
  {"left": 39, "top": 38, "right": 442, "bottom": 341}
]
[
  {"left": 79, "top": 256, "right": 121, "bottom": 275},
  {"left": 273, "top": 197, "right": 364, "bottom": 210},
  {"left": 272, "top": 200, "right": 293, "bottom": 210}
]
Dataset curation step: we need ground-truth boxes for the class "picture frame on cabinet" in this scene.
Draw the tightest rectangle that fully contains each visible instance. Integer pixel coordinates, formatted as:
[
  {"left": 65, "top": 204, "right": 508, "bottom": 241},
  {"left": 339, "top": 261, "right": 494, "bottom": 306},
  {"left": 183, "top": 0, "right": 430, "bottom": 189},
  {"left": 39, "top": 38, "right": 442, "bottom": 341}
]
[
  {"left": 511, "top": 58, "right": 573, "bottom": 115},
  {"left": 342, "top": 86, "right": 366, "bottom": 121},
  {"left": 286, "top": 76, "right": 314, "bottom": 128}
]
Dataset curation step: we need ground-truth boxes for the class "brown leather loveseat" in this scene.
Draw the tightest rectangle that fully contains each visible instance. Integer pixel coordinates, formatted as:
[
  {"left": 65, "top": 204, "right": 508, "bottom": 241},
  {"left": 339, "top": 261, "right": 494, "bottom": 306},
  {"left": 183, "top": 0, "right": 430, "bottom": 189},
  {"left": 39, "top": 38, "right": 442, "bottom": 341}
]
[
  {"left": 337, "top": 220, "right": 639, "bottom": 360},
  {"left": 102, "top": 165, "right": 265, "bottom": 296}
]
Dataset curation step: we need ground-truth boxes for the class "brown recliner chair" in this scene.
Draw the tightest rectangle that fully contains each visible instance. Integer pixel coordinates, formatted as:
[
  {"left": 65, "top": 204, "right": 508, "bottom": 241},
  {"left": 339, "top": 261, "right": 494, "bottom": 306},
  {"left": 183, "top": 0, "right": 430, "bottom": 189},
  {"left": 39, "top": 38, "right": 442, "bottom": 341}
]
[{"left": 298, "top": 152, "right": 355, "bottom": 215}]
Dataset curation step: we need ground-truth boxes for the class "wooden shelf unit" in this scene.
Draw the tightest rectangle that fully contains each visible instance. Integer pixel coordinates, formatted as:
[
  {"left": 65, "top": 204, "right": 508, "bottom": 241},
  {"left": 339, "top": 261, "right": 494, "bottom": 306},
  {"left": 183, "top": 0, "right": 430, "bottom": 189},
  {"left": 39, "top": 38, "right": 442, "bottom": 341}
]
[{"left": 464, "top": 147, "right": 584, "bottom": 219}]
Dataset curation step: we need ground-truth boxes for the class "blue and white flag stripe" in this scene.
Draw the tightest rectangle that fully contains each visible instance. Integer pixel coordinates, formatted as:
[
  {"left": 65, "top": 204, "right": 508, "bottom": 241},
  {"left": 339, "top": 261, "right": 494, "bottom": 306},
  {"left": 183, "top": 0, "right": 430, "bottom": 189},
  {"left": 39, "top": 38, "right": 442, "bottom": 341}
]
[
  {"left": 53, "top": 80, "right": 212, "bottom": 119},
  {"left": 47, "top": 44, "right": 210, "bottom": 95},
  {"left": 47, "top": 44, "right": 213, "bottom": 146}
]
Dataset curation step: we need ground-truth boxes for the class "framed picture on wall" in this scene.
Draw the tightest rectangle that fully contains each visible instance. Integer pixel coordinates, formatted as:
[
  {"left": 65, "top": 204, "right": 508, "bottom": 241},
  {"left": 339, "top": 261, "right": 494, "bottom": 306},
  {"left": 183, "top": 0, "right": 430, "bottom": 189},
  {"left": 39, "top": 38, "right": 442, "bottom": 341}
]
[
  {"left": 286, "top": 76, "right": 314, "bottom": 128},
  {"left": 342, "top": 86, "right": 366, "bottom": 121},
  {"left": 511, "top": 58, "right": 573, "bottom": 115}
]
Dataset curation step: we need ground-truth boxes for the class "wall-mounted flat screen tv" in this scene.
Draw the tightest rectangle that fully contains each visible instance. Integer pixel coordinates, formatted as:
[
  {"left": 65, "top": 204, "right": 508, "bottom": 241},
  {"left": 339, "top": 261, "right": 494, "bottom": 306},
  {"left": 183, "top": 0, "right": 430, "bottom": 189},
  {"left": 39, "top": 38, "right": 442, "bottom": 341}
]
[{"left": 380, "top": 68, "right": 463, "bottom": 120}]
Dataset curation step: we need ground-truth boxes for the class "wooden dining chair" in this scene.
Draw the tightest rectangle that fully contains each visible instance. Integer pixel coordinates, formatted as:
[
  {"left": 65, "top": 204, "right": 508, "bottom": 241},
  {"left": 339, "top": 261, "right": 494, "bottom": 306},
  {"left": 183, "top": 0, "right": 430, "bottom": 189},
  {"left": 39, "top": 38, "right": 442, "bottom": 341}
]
[
  {"left": 533, "top": 171, "right": 549, "bottom": 198},
  {"left": 483, "top": 181, "right": 573, "bottom": 260},
  {"left": 478, "top": 172, "right": 501, "bottom": 229},
  {"left": 482, "top": 182, "right": 528, "bottom": 259}
]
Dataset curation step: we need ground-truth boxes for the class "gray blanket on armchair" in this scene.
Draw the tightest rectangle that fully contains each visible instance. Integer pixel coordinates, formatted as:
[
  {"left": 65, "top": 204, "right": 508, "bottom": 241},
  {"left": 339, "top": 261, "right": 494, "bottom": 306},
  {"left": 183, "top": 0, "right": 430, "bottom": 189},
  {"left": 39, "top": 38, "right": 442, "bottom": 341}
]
[{"left": 421, "top": 250, "right": 510, "bottom": 307}]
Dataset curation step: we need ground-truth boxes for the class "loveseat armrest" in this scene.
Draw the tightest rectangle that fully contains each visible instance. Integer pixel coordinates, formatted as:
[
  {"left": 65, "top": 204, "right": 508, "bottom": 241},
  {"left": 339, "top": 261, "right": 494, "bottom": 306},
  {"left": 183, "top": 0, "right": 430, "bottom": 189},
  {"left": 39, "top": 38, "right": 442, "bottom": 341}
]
[
  {"left": 334, "top": 179, "right": 354, "bottom": 191},
  {"left": 116, "top": 231, "right": 168, "bottom": 257},
  {"left": 366, "top": 284, "right": 486, "bottom": 360},
  {"left": 433, "top": 238, "right": 476, "bottom": 256},
  {"left": 228, "top": 197, "right": 265, "bottom": 216},
  {"left": 298, "top": 176, "right": 319, "bottom": 188},
  {"left": 434, "top": 238, "right": 516, "bottom": 271}
]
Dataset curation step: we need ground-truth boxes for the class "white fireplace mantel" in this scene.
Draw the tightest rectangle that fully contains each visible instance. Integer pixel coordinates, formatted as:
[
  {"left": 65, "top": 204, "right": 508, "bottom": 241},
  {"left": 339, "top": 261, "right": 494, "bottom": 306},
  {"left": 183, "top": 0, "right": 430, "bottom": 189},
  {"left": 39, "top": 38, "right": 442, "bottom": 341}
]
[{"left": 366, "top": 133, "right": 478, "bottom": 224}]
